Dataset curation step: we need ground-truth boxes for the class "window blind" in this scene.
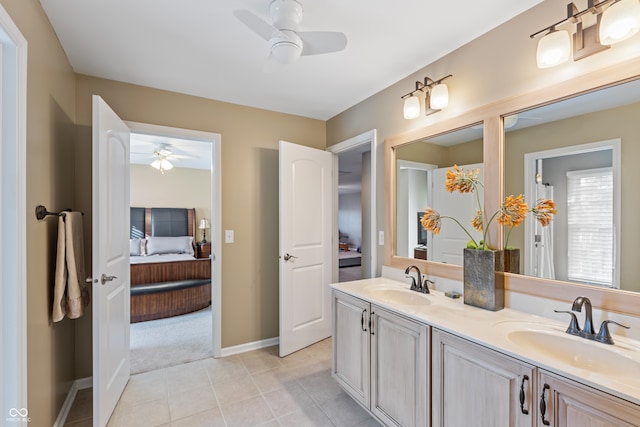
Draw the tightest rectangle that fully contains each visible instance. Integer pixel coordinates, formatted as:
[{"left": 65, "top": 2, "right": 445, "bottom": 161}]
[{"left": 566, "top": 167, "right": 613, "bottom": 287}]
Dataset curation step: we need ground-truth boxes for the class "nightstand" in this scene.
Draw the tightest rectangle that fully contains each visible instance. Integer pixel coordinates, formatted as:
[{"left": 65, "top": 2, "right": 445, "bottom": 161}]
[{"left": 196, "top": 242, "right": 211, "bottom": 259}]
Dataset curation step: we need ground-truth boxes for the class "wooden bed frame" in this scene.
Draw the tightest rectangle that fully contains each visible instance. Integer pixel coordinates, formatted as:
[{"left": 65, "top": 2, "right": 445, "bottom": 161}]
[{"left": 130, "top": 207, "right": 212, "bottom": 323}]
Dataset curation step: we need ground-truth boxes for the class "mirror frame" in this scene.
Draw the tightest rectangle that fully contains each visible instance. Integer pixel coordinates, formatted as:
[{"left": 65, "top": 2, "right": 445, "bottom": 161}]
[{"left": 385, "top": 56, "right": 640, "bottom": 317}]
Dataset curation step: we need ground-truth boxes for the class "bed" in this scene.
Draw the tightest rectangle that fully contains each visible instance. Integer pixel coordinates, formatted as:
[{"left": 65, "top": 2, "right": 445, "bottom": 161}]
[{"left": 129, "top": 207, "right": 211, "bottom": 323}]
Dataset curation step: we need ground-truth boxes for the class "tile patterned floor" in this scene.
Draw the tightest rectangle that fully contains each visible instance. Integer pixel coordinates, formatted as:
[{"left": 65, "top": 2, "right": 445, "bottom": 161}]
[{"left": 65, "top": 338, "right": 381, "bottom": 427}]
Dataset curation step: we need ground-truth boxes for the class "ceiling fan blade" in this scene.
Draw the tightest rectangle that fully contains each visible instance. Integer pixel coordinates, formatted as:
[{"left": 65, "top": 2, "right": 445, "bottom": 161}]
[
  {"left": 169, "top": 154, "right": 198, "bottom": 160},
  {"left": 234, "top": 9, "right": 284, "bottom": 42},
  {"left": 299, "top": 31, "right": 347, "bottom": 56}
]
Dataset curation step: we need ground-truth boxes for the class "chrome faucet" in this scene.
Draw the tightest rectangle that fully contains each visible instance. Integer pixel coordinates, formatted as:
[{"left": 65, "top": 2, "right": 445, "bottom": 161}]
[{"left": 571, "top": 296, "right": 595, "bottom": 338}]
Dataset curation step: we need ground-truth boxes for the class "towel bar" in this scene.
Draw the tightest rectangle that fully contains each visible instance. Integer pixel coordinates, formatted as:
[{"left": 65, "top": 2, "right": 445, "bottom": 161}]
[{"left": 35, "top": 205, "right": 84, "bottom": 220}]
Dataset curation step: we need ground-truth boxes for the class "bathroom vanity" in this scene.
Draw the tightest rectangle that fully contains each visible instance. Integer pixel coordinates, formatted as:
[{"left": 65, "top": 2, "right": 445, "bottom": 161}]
[{"left": 331, "top": 278, "right": 640, "bottom": 427}]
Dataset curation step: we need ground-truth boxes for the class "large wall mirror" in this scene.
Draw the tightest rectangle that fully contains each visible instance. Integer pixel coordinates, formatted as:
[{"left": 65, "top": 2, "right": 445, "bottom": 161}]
[
  {"left": 504, "top": 79, "right": 640, "bottom": 293},
  {"left": 394, "top": 124, "right": 483, "bottom": 265}
]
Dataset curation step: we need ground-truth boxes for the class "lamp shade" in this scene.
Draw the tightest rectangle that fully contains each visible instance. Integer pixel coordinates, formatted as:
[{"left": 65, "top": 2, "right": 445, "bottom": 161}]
[
  {"left": 429, "top": 83, "right": 449, "bottom": 110},
  {"left": 536, "top": 29, "right": 571, "bottom": 68},
  {"left": 599, "top": 0, "right": 640, "bottom": 45},
  {"left": 403, "top": 95, "right": 421, "bottom": 119},
  {"left": 199, "top": 218, "right": 210, "bottom": 230}
]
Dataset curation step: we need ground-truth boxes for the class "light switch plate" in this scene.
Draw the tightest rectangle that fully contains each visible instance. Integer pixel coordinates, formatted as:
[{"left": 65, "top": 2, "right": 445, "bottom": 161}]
[
  {"left": 378, "top": 231, "right": 384, "bottom": 246},
  {"left": 225, "top": 230, "right": 234, "bottom": 243}
]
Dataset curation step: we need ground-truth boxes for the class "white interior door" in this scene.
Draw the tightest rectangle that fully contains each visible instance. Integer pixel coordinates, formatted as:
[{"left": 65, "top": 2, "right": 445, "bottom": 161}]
[
  {"left": 279, "top": 141, "right": 333, "bottom": 357},
  {"left": 92, "top": 95, "right": 131, "bottom": 426}
]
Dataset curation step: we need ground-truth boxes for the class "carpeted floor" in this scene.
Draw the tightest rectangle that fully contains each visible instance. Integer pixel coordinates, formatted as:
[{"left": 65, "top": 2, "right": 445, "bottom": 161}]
[{"left": 130, "top": 306, "right": 212, "bottom": 374}]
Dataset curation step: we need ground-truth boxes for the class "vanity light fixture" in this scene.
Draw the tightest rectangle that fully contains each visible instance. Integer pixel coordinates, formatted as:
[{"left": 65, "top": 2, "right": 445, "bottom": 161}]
[
  {"left": 401, "top": 74, "right": 452, "bottom": 119},
  {"left": 531, "top": 0, "right": 640, "bottom": 69}
]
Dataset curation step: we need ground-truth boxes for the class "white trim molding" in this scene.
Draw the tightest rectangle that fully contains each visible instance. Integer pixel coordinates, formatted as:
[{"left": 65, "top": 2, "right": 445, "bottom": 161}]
[
  {"left": 328, "top": 129, "right": 378, "bottom": 279},
  {"left": 124, "top": 121, "right": 223, "bottom": 358},
  {"left": 220, "top": 337, "right": 279, "bottom": 358},
  {"left": 0, "top": 3, "right": 28, "bottom": 420},
  {"left": 53, "top": 377, "right": 92, "bottom": 427}
]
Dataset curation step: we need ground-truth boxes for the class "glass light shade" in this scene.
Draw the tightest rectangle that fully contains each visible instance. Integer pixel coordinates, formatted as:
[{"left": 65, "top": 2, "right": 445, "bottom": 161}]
[
  {"left": 429, "top": 84, "right": 449, "bottom": 110},
  {"left": 536, "top": 30, "right": 571, "bottom": 68},
  {"left": 403, "top": 95, "right": 421, "bottom": 119},
  {"left": 150, "top": 158, "right": 174, "bottom": 172},
  {"left": 599, "top": 0, "right": 640, "bottom": 45}
]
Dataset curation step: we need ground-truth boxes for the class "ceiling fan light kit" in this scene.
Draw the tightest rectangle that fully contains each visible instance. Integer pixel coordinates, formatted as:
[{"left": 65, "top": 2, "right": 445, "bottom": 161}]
[
  {"left": 271, "top": 30, "right": 303, "bottom": 63},
  {"left": 235, "top": 0, "right": 347, "bottom": 68}
]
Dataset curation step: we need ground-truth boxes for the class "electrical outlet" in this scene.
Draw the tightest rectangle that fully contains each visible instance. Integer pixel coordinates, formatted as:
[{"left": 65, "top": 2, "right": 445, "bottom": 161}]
[{"left": 225, "top": 230, "right": 234, "bottom": 243}]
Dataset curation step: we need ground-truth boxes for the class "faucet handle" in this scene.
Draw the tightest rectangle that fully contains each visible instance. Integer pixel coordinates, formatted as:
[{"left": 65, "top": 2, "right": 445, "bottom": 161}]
[
  {"left": 594, "top": 320, "right": 630, "bottom": 345},
  {"left": 554, "top": 310, "right": 581, "bottom": 336},
  {"left": 420, "top": 277, "right": 433, "bottom": 294}
]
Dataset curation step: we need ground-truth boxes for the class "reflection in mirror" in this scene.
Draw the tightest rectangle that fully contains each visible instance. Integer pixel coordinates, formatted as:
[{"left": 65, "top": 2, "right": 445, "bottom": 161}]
[
  {"left": 395, "top": 124, "right": 483, "bottom": 265},
  {"left": 504, "top": 79, "right": 640, "bottom": 292}
]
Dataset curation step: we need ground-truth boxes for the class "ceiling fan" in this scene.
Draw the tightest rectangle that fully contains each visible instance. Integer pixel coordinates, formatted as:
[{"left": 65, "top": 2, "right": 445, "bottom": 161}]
[
  {"left": 132, "top": 143, "right": 196, "bottom": 174},
  {"left": 234, "top": 0, "right": 347, "bottom": 71}
]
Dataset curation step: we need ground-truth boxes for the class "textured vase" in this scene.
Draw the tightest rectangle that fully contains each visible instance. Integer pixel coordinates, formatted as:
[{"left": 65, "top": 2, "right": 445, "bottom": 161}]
[
  {"left": 504, "top": 249, "right": 520, "bottom": 274},
  {"left": 463, "top": 248, "right": 505, "bottom": 311}
]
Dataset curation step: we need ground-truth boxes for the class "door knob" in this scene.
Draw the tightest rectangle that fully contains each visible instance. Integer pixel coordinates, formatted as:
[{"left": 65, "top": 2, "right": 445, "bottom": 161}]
[
  {"left": 283, "top": 253, "right": 298, "bottom": 261},
  {"left": 101, "top": 274, "right": 117, "bottom": 285}
]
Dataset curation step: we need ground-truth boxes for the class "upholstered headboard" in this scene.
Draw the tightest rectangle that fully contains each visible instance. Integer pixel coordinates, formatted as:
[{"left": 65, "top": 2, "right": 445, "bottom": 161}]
[{"left": 130, "top": 207, "right": 196, "bottom": 238}]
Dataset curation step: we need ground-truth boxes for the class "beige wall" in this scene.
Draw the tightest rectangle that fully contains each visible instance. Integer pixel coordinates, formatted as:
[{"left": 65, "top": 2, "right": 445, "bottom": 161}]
[
  {"left": 130, "top": 165, "right": 212, "bottom": 240},
  {"left": 0, "top": 0, "right": 78, "bottom": 425},
  {"left": 73, "top": 75, "right": 326, "bottom": 371}
]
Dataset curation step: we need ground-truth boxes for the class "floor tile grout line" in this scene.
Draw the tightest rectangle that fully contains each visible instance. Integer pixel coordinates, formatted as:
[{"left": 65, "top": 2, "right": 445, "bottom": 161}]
[{"left": 204, "top": 360, "right": 229, "bottom": 427}]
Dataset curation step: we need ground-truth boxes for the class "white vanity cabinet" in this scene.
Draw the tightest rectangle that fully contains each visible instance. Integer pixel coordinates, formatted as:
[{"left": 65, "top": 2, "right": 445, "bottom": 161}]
[
  {"left": 332, "top": 291, "right": 370, "bottom": 407},
  {"left": 432, "top": 329, "right": 536, "bottom": 427},
  {"left": 332, "top": 290, "right": 429, "bottom": 427},
  {"left": 538, "top": 370, "right": 640, "bottom": 427}
]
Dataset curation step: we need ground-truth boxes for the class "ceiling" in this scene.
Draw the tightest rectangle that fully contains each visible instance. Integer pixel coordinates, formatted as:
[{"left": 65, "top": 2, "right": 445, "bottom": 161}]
[{"left": 39, "top": 0, "right": 542, "bottom": 121}]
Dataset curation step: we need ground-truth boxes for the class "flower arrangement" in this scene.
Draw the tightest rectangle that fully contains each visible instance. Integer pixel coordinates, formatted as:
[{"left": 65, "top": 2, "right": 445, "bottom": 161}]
[{"left": 420, "top": 165, "right": 556, "bottom": 250}]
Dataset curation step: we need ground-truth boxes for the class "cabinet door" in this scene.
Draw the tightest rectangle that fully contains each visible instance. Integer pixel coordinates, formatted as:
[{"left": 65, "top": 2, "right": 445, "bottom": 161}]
[
  {"left": 538, "top": 370, "right": 640, "bottom": 427},
  {"left": 332, "top": 291, "right": 370, "bottom": 407},
  {"left": 432, "top": 329, "right": 535, "bottom": 427},
  {"left": 371, "top": 305, "right": 429, "bottom": 427}
]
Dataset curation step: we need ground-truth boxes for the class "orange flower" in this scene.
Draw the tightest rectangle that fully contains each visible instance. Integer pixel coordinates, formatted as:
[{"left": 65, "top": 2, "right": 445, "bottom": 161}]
[
  {"left": 445, "top": 164, "right": 480, "bottom": 193},
  {"left": 471, "top": 210, "right": 484, "bottom": 232},
  {"left": 420, "top": 166, "right": 557, "bottom": 251},
  {"left": 420, "top": 208, "right": 441, "bottom": 234},
  {"left": 532, "top": 198, "right": 557, "bottom": 227},
  {"left": 497, "top": 194, "right": 529, "bottom": 228}
]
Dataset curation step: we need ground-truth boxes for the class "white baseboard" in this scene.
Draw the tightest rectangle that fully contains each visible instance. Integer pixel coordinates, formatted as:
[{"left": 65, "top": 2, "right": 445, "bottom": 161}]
[
  {"left": 220, "top": 337, "right": 279, "bottom": 357},
  {"left": 53, "top": 377, "right": 92, "bottom": 427}
]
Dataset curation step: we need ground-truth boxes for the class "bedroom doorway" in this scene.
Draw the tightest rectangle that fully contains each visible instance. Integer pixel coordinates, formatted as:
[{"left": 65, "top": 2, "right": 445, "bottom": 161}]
[
  {"left": 328, "top": 130, "right": 377, "bottom": 283},
  {"left": 126, "top": 122, "right": 222, "bottom": 369}
]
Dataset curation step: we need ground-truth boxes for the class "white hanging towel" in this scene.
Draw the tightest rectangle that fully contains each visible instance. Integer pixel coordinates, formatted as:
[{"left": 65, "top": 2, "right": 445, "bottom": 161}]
[{"left": 52, "top": 212, "right": 90, "bottom": 322}]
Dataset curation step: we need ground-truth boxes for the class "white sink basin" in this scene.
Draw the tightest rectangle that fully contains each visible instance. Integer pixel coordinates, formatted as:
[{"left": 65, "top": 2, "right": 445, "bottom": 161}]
[
  {"left": 367, "top": 287, "right": 430, "bottom": 306},
  {"left": 496, "top": 322, "right": 640, "bottom": 377}
]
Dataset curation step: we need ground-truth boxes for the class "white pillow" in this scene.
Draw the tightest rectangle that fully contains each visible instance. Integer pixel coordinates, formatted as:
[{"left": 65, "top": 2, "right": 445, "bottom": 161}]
[
  {"left": 145, "top": 236, "right": 194, "bottom": 256},
  {"left": 130, "top": 239, "right": 144, "bottom": 256}
]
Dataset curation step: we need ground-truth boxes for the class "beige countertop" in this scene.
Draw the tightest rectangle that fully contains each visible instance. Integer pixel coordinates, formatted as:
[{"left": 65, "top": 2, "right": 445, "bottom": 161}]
[{"left": 331, "top": 277, "right": 640, "bottom": 406}]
